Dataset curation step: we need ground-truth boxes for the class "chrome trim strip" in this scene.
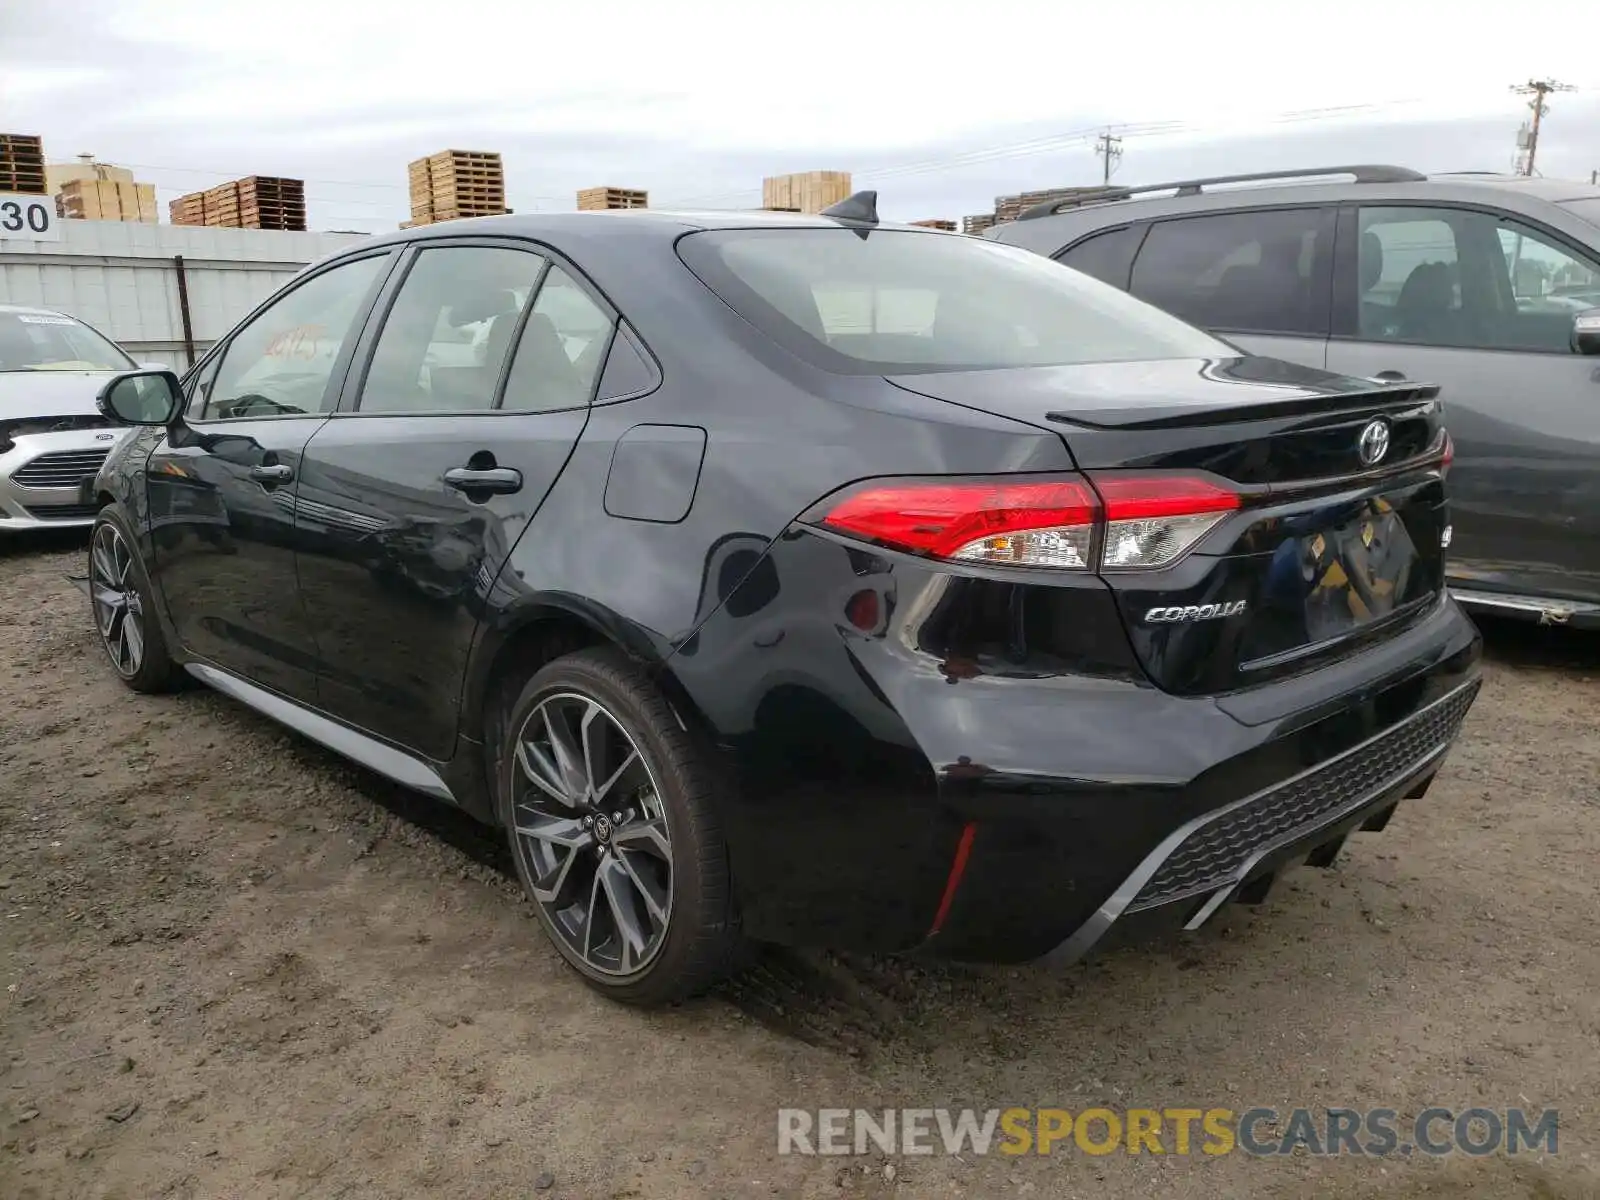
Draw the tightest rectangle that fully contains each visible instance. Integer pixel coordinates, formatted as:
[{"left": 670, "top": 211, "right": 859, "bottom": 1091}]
[
  {"left": 1039, "top": 676, "right": 1479, "bottom": 967},
  {"left": 1449, "top": 588, "right": 1599, "bottom": 624},
  {"left": 185, "top": 662, "right": 456, "bottom": 802}
]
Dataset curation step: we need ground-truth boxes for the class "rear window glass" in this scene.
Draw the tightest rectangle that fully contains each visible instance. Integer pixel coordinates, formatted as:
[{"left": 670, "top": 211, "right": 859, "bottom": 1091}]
[{"left": 677, "top": 229, "right": 1231, "bottom": 375}]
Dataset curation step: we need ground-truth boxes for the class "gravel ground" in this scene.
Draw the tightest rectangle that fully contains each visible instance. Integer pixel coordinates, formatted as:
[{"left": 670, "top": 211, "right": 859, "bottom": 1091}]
[{"left": 2, "top": 530, "right": 1597, "bottom": 1200}]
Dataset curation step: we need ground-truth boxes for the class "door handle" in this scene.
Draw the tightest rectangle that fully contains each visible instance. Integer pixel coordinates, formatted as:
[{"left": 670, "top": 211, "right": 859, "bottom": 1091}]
[
  {"left": 444, "top": 466, "right": 523, "bottom": 495},
  {"left": 1372, "top": 370, "right": 1408, "bottom": 382},
  {"left": 249, "top": 464, "right": 294, "bottom": 485}
]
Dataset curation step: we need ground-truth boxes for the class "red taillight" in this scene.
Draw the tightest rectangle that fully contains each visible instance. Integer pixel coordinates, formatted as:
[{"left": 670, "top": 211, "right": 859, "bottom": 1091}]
[
  {"left": 813, "top": 472, "right": 1239, "bottom": 571},
  {"left": 1439, "top": 430, "right": 1454, "bottom": 476},
  {"left": 819, "top": 479, "right": 1100, "bottom": 568}
]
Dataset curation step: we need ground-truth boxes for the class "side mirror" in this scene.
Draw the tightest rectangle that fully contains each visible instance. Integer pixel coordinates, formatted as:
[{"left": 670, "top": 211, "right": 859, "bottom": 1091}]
[
  {"left": 1573, "top": 309, "right": 1600, "bottom": 356},
  {"left": 97, "top": 369, "right": 184, "bottom": 427}
]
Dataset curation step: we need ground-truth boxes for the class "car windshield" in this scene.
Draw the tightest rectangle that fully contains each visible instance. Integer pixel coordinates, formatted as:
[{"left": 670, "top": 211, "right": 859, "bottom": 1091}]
[
  {"left": 0, "top": 310, "right": 134, "bottom": 372},
  {"left": 678, "top": 227, "right": 1232, "bottom": 375}
]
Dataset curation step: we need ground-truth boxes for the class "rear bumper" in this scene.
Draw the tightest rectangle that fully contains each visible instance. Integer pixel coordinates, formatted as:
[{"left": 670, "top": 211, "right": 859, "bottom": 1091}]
[
  {"left": 667, "top": 526, "right": 1483, "bottom": 960},
  {"left": 1039, "top": 675, "right": 1477, "bottom": 965}
]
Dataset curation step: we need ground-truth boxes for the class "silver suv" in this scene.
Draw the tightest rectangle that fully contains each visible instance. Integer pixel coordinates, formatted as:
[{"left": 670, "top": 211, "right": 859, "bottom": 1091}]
[{"left": 990, "top": 165, "right": 1600, "bottom": 627}]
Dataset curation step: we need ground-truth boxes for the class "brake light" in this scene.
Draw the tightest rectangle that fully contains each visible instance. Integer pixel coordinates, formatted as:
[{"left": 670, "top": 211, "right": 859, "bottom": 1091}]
[
  {"left": 813, "top": 473, "right": 1240, "bottom": 571},
  {"left": 819, "top": 479, "right": 1099, "bottom": 568}
]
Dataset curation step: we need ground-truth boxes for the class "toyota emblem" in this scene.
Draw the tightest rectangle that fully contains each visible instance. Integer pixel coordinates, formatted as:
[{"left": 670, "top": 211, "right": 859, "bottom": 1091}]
[{"left": 1357, "top": 419, "right": 1391, "bottom": 467}]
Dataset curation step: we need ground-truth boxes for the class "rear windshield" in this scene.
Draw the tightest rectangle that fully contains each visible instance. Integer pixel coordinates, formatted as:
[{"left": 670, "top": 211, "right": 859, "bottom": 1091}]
[
  {"left": 0, "top": 310, "right": 133, "bottom": 373},
  {"left": 677, "top": 228, "right": 1231, "bottom": 374}
]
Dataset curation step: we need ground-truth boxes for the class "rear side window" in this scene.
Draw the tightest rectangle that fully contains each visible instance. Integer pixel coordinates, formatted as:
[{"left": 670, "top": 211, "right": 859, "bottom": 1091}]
[
  {"left": 677, "top": 228, "right": 1230, "bottom": 375},
  {"left": 1130, "top": 208, "right": 1331, "bottom": 336},
  {"left": 1055, "top": 225, "right": 1140, "bottom": 289},
  {"left": 359, "top": 246, "right": 546, "bottom": 414},
  {"left": 501, "top": 266, "right": 612, "bottom": 412}
]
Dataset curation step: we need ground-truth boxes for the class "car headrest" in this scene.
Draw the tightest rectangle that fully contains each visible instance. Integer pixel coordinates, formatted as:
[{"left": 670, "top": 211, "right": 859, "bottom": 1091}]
[
  {"left": 1360, "top": 231, "right": 1384, "bottom": 293},
  {"left": 448, "top": 289, "right": 517, "bottom": 327}
]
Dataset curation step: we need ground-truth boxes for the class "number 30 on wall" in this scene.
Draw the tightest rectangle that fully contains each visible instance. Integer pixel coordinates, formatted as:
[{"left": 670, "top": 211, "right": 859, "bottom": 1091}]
[{"left": 0, "top": 194, "right": 62, "bottom": 242}]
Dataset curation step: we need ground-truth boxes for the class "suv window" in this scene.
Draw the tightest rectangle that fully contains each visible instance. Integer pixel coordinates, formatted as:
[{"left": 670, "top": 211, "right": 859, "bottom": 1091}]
[
  {"left": 1130, "top": 208, "right": 1330, "bottom": 336},
  {"left": 677, "top": 228, "right": 1230, "bottom": 375},
  {"left": 1356, "top": 208, "right": 1463, "bottom": 344},
  {"left": 203, "top": 254, "right": 387, "bottom": 420},
  {"left": 1355, "top": 206, "right": 1600, "bottom": 353},
  {"left": 1495, "top": 219, "right": 1600, "bottom": 346},
  {"left": 1055, "top": 225, "right": 1140, "bottom": 289},
  {"left": 502, "top": 265, "right": 612, "bottom": 412},
  {"left": 359, "top": 246, "right": 546, "bottom": 413}
]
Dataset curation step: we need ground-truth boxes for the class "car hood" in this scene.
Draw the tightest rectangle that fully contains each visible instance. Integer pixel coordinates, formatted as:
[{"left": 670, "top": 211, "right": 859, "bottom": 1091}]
[{"left": 0, "top": 370, "right": 121, "bottom": 421}]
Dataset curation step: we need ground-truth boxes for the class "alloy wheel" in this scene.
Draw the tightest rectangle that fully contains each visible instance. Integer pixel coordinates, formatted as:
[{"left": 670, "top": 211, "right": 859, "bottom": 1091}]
[
  {"left": 91, "top": 522, "right": 145, "bottom": 677},
  {"left": 512, "top": 692, "right": 673, "bottom": 977}
]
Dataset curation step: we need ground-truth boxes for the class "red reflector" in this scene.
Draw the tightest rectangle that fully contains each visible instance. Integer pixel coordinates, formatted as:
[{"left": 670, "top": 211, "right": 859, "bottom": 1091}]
[
  {"left": 928, "top": 821, "right": 978, "bottom": 936},
  {"left": 1091, "top": 473, "right": 1242, "bottom": 520},
  {"left": 845, "top": 588, "right": 880, "bottom": 631},
  {"left": 820, "top": 479, "right": 1099, "bottom": 559}
]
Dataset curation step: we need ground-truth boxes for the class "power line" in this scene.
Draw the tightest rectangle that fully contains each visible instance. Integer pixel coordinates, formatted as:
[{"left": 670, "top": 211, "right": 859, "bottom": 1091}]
[{"left": 1511, "top": 79, "right": 1575, "bottom": 176}]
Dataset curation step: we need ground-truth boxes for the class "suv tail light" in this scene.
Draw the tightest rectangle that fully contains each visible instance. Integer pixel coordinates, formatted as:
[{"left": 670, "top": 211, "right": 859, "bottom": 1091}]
[
  {"left": 811, "top": 472, "right": 1240, "bottom": 571},
  {"left": 1438, "top": 430, "right": 1454, "bottom": 477}
]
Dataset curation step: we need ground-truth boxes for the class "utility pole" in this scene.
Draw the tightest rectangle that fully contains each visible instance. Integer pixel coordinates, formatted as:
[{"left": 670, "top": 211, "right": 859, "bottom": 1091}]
[
  {"left": 1094, "top": 130, "right": 1123, "bottom": 185},
  {"left": 1511, "top": 79, "right": 1574, "bottom": 176}
]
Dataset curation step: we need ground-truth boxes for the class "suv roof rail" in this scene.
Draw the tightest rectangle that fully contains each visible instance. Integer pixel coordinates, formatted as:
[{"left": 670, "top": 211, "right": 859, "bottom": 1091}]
[{"left": 1016, "top": 164, "right": 1428, "bottom": 221}]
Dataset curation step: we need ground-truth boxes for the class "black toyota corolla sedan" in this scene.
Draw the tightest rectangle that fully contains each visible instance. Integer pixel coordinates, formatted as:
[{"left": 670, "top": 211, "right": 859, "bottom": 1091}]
[{"left": 85, "top": 196, "right": 1481, "bottom": 1004}]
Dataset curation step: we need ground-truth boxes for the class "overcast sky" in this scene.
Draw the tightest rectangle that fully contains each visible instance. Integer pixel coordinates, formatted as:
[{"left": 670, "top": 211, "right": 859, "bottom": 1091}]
[{"left": 3, "top": 0, "right": 1597, "bottom": 233}]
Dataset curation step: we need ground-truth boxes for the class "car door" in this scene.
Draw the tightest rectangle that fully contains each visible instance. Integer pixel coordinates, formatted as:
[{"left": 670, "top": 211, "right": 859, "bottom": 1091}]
[
  {"left": 293, "top": 238, "right": 617, "bottom": 760},
  {"left": 146, "top": 250, "right": 394, "bottom": 704},
  {"left": 1121, "top": 206, "right": 1336, "bottom": 368},
  {"left": 1323, "top": 204, "right": 1600, "bottom": 605}
]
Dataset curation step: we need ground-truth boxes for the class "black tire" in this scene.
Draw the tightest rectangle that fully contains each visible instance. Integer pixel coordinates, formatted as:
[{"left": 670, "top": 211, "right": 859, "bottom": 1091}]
[
  {"left": 498, "top": 646, "right": 745, "bottom": 1005},
  {"left": 89, "top": 504, "right": 183, "bottom": 694}
]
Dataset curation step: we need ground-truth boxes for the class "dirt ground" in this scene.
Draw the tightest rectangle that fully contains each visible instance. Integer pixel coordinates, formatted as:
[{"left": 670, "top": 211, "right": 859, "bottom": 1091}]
[{"left": 2, "top": 530, "right": 1597, "bottom": 1200}]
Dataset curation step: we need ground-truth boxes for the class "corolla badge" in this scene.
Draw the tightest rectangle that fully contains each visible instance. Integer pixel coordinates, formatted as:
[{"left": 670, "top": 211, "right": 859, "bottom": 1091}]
[
  {"left": 1144, "top": 600, "right": 1248, "bottom": 623},
  {"left": 1357, "top": 419, "right": 1391, "bottom": 467}
]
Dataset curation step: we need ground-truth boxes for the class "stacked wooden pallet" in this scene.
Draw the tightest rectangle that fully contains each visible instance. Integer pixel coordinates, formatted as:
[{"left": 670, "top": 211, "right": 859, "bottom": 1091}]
[
  {"left": 407, "top": 150, "right": 507, "bottom": 225},
  {"left": 762, "top": 171, "right": 851, "bottom": 215},
  {"left": 962, "top": 213, "right": 997, "bottom": 235},
  {"left": 910, "top": 219, "right": 957, "bottom": 231},
  {"left": 204, "top": 182, "right": 242, "bottom": 226},
  {"left": 0, "top": 134, "right": 47, "bottom": 195},
  {"left": 58, "top": 180, "right": 158, "bottom": 223},
  {"left": 993, "top": 186, "right": 1119, "bottom": 224},
  {"left": 577, "top": 186, "right": 647, "bottom": 211},
  {"left": 238, "top": 176, "right": 306, "bottom": 231},
  {"left": 169, "top": 193, "right": 206, "bottom": 226},
  {"left": 169, "top": 177, "right": 306, "bottom": 230}
]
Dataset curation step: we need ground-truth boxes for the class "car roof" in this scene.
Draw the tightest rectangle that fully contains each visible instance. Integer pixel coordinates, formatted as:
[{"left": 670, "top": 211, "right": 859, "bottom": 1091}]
[
  {"left": 356, "top": 208, "right": 956, "bottom": 253},
  {"left": 989, "top": 167, "right": 1600, "bottom": 253},
  {"left": 0, "top": 303, "right": 71, "bottom": 318}
]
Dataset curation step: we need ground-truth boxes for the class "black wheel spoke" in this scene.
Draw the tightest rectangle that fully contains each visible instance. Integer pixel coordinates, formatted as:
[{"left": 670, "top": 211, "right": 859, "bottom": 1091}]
[
  {"left": 615, "top": 848, "right": 669, "bottom": 923},
  {"left": 612, "top": 815, "right": 670, "bottom": 860},
  {"left": 543, "top": 704, "right": 588, "bottom": 797},
  {"left": 516, "top": 738, "right": 571, "bottom": 806},
  {"left": 512, "top": 691, "right": 673, "bottom": 979},
  {"left": 122, "top": 611, "right": 144, "bottom": 669},
  {"left": 598, "top": 857, "right": 649, "bottom": 972}
]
